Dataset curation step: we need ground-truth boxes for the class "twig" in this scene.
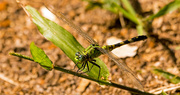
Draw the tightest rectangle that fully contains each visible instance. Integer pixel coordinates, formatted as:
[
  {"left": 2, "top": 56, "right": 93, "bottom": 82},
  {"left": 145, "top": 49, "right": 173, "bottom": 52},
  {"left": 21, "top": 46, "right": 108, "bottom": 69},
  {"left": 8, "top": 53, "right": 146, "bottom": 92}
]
[{"left": 9, "top": 52, "right": 155, "bottom": 95}]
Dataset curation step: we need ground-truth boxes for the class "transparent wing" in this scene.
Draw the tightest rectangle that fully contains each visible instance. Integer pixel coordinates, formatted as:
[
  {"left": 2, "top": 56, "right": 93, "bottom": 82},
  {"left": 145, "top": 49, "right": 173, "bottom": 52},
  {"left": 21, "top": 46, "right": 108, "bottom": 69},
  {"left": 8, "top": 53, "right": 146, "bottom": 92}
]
[
  {"left": 43, "top": 0, "right": 144, "bottom": 90},
  {"left": 44, "top": 1, "right": 98, "bottom": 45},
  {"left": 18, "top": 0, "right": 143, "bottom": 90},
  {"left": 97, "top": 47, "right": 144, "bottom": 91},
  {"left": 45, "top": 3, "right": 144, "bottom": 90}
]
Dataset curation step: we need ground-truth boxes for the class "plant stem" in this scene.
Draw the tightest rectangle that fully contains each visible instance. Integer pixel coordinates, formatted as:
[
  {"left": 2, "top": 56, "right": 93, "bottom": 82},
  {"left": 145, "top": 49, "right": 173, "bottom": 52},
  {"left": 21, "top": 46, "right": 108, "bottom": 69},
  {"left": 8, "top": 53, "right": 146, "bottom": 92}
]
[
  {"left": 10, "top": 52, "right": 155, "bottom": 95},
  {"left": 9, "top": 52, "right": 34, "bottom": 61},
  {"left": 54, "top": 66, "right": 154, "bottom": 95}
]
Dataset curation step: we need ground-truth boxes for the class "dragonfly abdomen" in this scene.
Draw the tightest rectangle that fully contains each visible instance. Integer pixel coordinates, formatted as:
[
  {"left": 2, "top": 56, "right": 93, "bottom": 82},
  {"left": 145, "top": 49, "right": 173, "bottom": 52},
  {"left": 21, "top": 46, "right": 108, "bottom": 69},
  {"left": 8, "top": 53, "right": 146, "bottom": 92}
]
[{"left": 102, "top": 35, "right": 147, "bottom": 51}]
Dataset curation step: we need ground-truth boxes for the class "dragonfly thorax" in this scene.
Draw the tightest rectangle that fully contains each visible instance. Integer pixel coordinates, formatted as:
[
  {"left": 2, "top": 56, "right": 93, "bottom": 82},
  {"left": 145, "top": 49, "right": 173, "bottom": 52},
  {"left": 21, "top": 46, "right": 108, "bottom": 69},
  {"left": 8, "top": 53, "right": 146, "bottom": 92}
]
[{"left": 75, "top": 44, "right": 104, "bottom": 64}]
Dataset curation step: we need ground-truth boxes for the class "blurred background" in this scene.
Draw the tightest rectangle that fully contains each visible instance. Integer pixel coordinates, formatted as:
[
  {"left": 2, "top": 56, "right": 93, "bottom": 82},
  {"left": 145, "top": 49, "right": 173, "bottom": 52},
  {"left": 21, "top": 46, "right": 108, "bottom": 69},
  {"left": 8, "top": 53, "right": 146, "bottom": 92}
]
[{"left": 0, "top": 0, "right": 180, "bottom": 94}]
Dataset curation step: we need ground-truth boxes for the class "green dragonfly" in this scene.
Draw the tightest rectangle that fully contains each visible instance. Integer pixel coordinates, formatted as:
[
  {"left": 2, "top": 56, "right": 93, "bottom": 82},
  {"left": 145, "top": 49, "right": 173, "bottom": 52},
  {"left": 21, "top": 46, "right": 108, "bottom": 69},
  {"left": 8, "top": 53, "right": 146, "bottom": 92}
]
[
  {"left": 74, "top": 35, "right": 147, "bottom": 80},
  {"left": 49, "top": 8, "right": 147, "bottom": 90},
  {"left": 23, "top": 0, "right": 147, "bottom": 91},
  {"left": 46, "top": 3, "right": 146, "bottom": 91}
]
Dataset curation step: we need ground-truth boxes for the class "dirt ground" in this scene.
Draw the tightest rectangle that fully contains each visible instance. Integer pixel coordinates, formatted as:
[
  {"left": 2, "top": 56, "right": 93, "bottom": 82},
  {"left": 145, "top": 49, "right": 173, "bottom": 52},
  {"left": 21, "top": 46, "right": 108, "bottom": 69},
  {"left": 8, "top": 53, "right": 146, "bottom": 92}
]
[{"left": 0, "top": 0, "right": 180, "bottom": 95}]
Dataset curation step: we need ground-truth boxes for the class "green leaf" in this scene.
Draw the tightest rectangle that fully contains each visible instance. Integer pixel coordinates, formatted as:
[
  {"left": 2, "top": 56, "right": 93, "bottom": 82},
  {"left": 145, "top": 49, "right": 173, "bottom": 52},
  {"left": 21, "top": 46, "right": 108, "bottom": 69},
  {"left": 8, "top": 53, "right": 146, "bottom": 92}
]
[
  {"left": 25, "top": 5, "right": 109, "bottom": 81},
  {"left": 147, "top": 0, "right": 180, "bottom": 20},
  {"left": 153, "top": 69, "right": 180, "bottom": 84},
  {"left": 30, "top": 42, "right": 53, "bottom": 70}
]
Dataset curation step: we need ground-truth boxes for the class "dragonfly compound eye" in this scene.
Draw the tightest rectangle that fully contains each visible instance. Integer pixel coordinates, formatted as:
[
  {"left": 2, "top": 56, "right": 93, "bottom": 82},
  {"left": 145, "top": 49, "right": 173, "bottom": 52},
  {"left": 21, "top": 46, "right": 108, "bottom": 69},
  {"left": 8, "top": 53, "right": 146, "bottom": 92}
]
[
  {"left": 75, "top": 52, "right": 83, "bottom": 62},
  {"left": 75, "top": 52, "right": 80, "bottom": 56}
]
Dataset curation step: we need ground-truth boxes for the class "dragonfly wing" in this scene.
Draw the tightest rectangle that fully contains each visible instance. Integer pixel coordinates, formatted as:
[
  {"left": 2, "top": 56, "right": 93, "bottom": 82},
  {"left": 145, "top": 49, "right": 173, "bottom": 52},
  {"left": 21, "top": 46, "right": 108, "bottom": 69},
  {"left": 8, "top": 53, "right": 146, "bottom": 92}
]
[
  {"left": 43, "top": 2, "right": 98, "bottom": 45},
  {"left": 97, "top": 47, "right": 144, "bottom": 91},
  {"left": 23, "top": 0, "right": 143, "bottom": 90},
  {"left": 45, "top": 2, "right": 144, "bottom": 90},
  {"left": 19, "top": 0, "right": 98, "bottom": 45}
]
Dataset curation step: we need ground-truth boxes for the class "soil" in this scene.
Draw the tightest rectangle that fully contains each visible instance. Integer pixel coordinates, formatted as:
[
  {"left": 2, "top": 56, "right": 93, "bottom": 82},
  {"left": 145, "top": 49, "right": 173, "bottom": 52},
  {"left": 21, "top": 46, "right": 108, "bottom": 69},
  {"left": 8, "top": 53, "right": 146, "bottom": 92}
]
[{"left": 0, "top": 0, "right": 180, "bottom": 95}]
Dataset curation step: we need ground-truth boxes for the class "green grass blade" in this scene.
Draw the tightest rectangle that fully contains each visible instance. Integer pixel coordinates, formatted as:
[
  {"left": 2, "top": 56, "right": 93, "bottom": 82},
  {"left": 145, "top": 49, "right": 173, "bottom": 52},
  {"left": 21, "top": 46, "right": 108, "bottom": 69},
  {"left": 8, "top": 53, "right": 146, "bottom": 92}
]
[
  {"left": 114, "top": 3, "right": 139, "bottom": 24},
  {"left": 30, "top": 42, "right": 53, "bottom": 71},
  {"left": 147, "top": 0, "right": 180, "bottom": 20},
  {"left": 121, "top": 0, "right": 142, "bottom": 26},
  {"left": 25, "top": 5, "right": 109, "bottom": 81},
  {"left": 136, "top": 25, "right": 144, "bottom": 35},
  {"left": 153, "top": 69, "right": 180, "bottom": 84},
  {"left": 102, "top": 1, "right": 140, "bottom": 25},
  {"left": 84, "top": 0, "right": 140, "bottom": 24},
  {"left": 84, "top": 0, "right": 120, "bottom": 13},
  {"left": 102, "top": 0, "right": 121, "bottom": 13},
  {"left": 121, "top": 0, "right": 136, "bottom": 17}
]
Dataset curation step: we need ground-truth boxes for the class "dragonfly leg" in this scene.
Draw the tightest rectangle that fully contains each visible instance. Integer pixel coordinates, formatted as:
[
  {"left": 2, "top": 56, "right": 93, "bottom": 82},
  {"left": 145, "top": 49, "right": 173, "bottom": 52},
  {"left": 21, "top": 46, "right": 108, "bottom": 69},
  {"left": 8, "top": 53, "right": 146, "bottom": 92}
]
[
  {"left": 91, "top": 44, "right": 99, "bottom": 46},
  {"left": 92, "top": 59, "right": 96, "bottom": 62},
  {"left": 89, "top": 61, "right": 101, "bottom": 80},
  {"left": 89, "top": 64, "right": 94, "bottom": 72},
  {"left": 88, "top": 60, "right": 96, "bottom": 72},
  {"left": 83, "top": 60, "right": 96, "bottom": 73},
  {"left": 80, "top": 62, "right": 90, "bottom": 74},
  {"left": 77, "top": 62, "right": 86, "bottom": 72},
  {"left": 73, "top": 62, "right": 78, "bottom": 70},
  {"left": 78, "top": 63, "right": 85, "bottom": 72},
  {"left": 85, "top": 61, "right": 90, "bottom": 72}
]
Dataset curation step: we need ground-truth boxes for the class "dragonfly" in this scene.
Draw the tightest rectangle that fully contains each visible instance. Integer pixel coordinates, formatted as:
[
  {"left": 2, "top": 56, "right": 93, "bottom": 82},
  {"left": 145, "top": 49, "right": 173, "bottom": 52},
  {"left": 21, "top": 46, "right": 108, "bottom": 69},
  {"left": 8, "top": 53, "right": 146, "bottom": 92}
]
[
  {"left": 51, "top": 6, "right": 147, "bottom": 90},
  {"left": 45, "top": 2, "right": 146, "bottom": 91},
  {"left": 20, "top": 0, "right": 146, "bottom": 91},
  {"left": 74, "top": 35, "right": 147, "bottom": 80}
]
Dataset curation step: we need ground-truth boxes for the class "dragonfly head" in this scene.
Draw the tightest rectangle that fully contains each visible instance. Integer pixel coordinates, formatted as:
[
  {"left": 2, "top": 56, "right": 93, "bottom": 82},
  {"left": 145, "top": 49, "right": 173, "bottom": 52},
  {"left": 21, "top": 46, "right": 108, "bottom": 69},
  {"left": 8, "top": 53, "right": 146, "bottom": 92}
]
[{"left": 75, "top": 52, "right": 85, "bottom": 63}]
